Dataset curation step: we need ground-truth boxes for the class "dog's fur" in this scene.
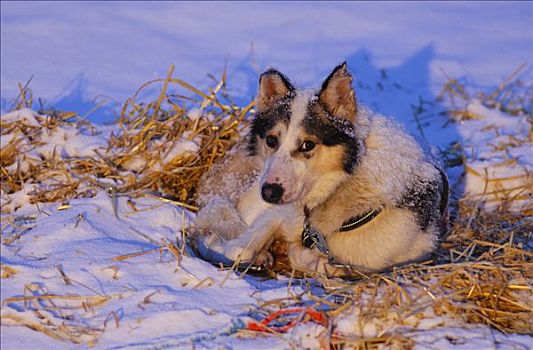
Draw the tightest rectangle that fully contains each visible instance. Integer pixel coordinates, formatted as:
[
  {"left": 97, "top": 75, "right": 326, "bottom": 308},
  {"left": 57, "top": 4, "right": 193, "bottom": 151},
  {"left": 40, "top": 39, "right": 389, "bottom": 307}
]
[{"left": 193, "top": 63, "right": 448, "bottom": 275}]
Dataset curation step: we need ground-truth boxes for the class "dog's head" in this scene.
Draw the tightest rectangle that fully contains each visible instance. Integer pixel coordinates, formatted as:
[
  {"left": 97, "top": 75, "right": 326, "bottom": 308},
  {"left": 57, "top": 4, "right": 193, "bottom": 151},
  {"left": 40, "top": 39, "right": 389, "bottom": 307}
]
[{"left": 248, "top": 63, "right": 363, "bottom": 208}]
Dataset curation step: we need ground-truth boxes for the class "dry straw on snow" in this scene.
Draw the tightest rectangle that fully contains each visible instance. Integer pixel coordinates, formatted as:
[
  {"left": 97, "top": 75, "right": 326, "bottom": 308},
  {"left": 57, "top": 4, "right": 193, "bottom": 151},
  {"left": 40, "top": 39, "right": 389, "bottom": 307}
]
[
  {"left": 1, "top": 65, "right": 253, "bottom": 213},
  {"left": 1, "top": 65, "right": 532, "bottom": 348}
]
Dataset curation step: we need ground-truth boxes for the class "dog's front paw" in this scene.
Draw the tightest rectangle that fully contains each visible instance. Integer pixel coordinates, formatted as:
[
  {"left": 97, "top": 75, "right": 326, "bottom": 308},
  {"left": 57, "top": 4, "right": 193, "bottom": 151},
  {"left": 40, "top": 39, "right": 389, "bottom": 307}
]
[
  {"left": 196, "top": 237, "right": 250, "bottom": 262},
  {"left": 255, "top": 250, "right": 274, "bottom": 268},
  {"left": 193, "top": 234, "right": 265, "bottom": 267},
  {"left": 287, "top": 243, "right": 325, "bottom": 272},
  {"left": 219, "top": 242, "right": 255, "bottom": 263},
  {"left": 193, "top": 235, "right": 233, "bottom": 266}
]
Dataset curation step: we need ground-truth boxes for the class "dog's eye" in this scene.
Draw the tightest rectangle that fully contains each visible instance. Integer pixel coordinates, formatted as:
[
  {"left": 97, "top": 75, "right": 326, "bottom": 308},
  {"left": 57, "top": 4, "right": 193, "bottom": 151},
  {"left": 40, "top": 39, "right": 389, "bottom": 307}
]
[
  {"left": 266, "top": 135, "right": 278, "bottom": 148},
  {"left": 299, "top": 140, "right": 315, "bottom": 152}
]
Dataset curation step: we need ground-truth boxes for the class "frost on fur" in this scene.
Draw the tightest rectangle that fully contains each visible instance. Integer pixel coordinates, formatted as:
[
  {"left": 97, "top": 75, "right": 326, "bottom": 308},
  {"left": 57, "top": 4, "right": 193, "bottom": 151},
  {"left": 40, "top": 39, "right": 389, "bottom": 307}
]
[
  {"left": 193, "top": 65, "right": 449, "bottom": 275},
  {"left": 194, "top": 196, "right": 248, "bottom": 240}
]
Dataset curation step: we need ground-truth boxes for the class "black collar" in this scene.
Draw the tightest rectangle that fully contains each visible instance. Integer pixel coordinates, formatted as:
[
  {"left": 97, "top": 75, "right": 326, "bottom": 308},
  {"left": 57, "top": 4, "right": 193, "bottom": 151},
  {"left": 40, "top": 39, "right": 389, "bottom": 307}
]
[
  {"left": 302, "top": 208, "right": 381, "bottom": 254},
  {"left": 338, "top": 209, "right": 381, "bottom": 232}
]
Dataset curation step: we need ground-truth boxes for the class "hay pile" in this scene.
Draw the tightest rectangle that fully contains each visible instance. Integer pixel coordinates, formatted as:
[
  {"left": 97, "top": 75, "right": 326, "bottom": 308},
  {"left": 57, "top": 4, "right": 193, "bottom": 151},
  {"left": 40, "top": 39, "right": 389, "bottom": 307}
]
[
  {"left": 1, "top": 66, "right": 253, "bottom": 214},
  {"left": 1, "top": 65, "right": 531, "bottom": 348},
  {"left": 438, "top": 63, "right": 532, "bottom": 213}
]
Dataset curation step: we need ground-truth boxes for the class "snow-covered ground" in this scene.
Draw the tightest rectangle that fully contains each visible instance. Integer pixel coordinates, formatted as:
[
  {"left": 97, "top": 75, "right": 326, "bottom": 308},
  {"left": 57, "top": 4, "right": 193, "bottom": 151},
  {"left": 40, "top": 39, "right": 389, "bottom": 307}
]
[
  {"left": 1, "top": 104, "right": 530, "bottom": 348},
  {"left": 1, "top": 2, "right": 532, "bottom": 124},
  {"left": 1, "top": 189, "right": 302, "bottom": 349},
  {"left": 1, "top": 2, "right": 532, "bottom": 349}
]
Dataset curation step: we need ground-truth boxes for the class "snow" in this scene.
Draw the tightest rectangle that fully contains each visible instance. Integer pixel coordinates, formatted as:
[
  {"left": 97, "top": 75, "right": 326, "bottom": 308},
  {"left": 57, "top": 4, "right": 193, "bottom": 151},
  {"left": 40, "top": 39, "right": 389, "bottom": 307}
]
[
  {"left": 186, "top": 108, "right": 202, "bottom": 121},
  {"left": 2, "top": 107, "right": 531, "bottom": 350},
  {"left": 459, "top": 100, "right": 531, "bottom": 209},
  {"left": 1, "top": 109, "right": 109, "bottom": 160},
  {"left": 1, "top": 109, "right": 41, "bottom": 127},
  {"left": 162, "top": 134, "right": 200, "bottom": 164},
  {"left": 1, "top": 191, "right": 304, "bottom": 349},
  {"left": 1, "top": 2, "right": 532, "bottom": 349},
  {"left": 120, "top": 155, "right": 148, "bottom": 173},
  {"left": 332, "top": 293, "right": 533, "bottom": 349},
  {"left": 120, "top": 135, "right": 200, "bottom": 172},
  {"left": 411, "top": 326, "right": 533, "bottom": 350},
  {"left": 1, "top": 2, "right": 532, "bottom": 126}
]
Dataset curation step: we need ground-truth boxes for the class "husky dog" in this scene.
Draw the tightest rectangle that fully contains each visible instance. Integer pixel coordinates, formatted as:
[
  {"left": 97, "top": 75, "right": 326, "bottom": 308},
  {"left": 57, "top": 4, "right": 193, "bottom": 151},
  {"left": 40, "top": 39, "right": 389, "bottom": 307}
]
[{"left": 193, "top": 63, "right": 448, "bottom": 276}]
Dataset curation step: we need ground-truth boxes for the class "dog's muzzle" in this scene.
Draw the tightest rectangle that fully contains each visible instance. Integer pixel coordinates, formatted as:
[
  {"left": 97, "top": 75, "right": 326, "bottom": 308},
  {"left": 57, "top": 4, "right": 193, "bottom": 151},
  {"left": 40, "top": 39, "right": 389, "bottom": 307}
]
[{"left": 261, "top": 183, "right": 284, "bottom": 204}]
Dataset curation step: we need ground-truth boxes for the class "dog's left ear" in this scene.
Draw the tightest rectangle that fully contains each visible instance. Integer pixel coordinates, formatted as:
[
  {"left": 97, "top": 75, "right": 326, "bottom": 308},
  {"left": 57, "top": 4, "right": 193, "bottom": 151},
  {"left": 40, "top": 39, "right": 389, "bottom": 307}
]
[{"left": 318, "top": 62, "right": 357, "bottom": 122}]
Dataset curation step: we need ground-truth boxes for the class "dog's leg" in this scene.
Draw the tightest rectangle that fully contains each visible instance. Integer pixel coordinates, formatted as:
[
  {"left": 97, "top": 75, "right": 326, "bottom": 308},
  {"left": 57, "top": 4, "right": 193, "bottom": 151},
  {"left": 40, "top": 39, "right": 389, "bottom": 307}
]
[
  {"left": 205, "top": 206, "right": 287, "bottom": 264},
  {"left": 194, "top": 197, "right": 247, "bottom": 240},
  {"left": 287, "top": 243, "right": 364, "bottom": 277},
  {"left": 287, "top": 242, "right": 326, "bottom": 272}
]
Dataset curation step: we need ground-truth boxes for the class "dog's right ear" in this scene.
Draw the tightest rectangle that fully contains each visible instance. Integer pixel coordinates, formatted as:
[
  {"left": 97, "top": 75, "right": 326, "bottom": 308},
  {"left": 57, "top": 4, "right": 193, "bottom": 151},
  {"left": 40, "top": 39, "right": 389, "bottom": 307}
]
[{"left": 256, "top": 69, "right": 294, "bottom": 112}]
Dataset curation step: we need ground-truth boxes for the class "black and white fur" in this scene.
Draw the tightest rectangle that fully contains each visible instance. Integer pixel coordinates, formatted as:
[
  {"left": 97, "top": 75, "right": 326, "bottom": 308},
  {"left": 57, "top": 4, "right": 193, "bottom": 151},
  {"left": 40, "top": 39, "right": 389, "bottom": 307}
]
[{"left": 193, "top": 63, "right": 448, "bottom": 275}]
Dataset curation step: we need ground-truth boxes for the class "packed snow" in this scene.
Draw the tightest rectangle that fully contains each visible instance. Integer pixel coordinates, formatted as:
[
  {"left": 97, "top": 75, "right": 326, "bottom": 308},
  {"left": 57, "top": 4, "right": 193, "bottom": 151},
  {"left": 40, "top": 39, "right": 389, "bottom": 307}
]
[
  {"left": 1, "top": 2, "right": 532, "bottom": 125},
  {"left": 1, "top": 2, "right": 532, "bottom": 350},
  {"left": 2, "top": 106, "right": 531, "bottom": 348},
  {"left": 1, "top": 190, "right": 306, "bottom": 349},
  {"left": 459, "top": 100, "right": 531, "bottom": 209}
]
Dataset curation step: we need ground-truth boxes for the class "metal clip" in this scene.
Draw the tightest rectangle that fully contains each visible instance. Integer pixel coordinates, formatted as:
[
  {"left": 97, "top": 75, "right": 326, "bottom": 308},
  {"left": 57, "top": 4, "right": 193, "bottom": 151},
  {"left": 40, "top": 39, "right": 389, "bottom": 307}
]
[{"left": 301, "top": 221, "right": 331, "bottom": 256}]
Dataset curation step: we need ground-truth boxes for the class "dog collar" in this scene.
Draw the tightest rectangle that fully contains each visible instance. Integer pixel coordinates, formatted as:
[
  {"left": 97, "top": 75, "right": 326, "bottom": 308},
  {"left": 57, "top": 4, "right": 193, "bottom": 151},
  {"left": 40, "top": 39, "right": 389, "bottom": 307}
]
[
  {"left": 301, "top": 208, "right": 381, "bottom": 264},
  {"left": 338, "top": 209, "right": 381, "bottom": 232}
]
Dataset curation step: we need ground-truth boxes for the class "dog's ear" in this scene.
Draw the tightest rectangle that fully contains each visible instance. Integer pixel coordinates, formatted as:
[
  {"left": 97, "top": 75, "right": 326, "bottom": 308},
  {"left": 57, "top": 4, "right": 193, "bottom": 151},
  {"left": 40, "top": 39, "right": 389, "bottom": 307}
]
[
  {"left": 257, "top": 69, "right": 294, "bottom": 111},
  {"left": 318, "top": 62, "right": 357, "bottom": 122}
]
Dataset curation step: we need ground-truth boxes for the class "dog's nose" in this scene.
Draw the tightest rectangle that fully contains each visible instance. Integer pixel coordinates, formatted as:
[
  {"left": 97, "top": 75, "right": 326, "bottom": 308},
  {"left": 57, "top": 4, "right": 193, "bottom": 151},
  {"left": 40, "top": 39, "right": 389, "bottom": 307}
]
[{"left": 261, "top": 183, "right": 284, "bottom": 204}]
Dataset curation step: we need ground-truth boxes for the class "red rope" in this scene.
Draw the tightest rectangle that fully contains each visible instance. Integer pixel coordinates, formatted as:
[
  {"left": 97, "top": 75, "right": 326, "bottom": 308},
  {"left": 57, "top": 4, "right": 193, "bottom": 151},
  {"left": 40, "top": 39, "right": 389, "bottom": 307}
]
[{"left": 246, "top": 307, "right": 328, "bottom": 333}]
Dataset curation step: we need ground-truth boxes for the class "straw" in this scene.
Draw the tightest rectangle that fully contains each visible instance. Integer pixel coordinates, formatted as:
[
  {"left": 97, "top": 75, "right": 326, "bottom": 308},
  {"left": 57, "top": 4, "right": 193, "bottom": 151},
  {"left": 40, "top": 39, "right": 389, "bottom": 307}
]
[{"left": 1, "top": 64, "right": 531, "bottom": 347}]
